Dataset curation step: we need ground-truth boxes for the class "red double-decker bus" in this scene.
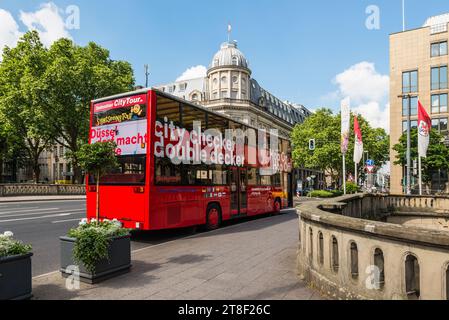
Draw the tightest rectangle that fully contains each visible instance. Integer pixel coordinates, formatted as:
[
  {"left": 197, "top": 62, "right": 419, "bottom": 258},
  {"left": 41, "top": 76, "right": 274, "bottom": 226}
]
[{"left": 87, "top": 89, "right": 293, "bottom": 231}]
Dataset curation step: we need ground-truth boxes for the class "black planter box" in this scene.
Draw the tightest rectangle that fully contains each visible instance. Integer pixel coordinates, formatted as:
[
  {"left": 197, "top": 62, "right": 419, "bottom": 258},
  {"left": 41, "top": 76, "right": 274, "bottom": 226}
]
[
  {"left": 0, "top": 253, "right": 33, "bottom": 300},
  {"left": 60, "top": 235, "right": 131, "bottom": 284}
]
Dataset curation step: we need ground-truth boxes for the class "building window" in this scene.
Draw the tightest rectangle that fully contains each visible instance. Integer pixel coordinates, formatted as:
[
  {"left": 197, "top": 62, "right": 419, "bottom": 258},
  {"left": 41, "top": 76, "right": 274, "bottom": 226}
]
[
  {"left": 221, "top": 76, "right": 227, "bottom": 84},
  {"left": 432, "top": 118, "right": 448, "bottom": 133},
  {"left": 179, "top": 83, "right": 187, "bottom": 92},
  {"left": 431, "top": 41, "right": 448, "bottom": 57},
  {"left": 191, "top": 93, "right": 199, "bottom": 101},
  {"left": 432, "top": 93, "right": 448, "bottom": 114},
  {"left": 59, "top": 146, "right": 64, "bottom": 157},
  {"left": 405, "top": 254, "right": 420, "bottom": 300},
  {"left": 402, "top": 96, "right": 418, "bottom": 116},
  {"left": 232, "top": 56, "right": 238, "bottom": 65},
  {"left": 373, "top": 248, "right": 385, "bottom": 290},
  {"left": 431, "top": 66, "right": 448, "bottom": 90},
  {"left": 403, "top": 71, "right": 418, "bottom": 93},
  {"left": 318, "top": 232, "right": 324, "bottom": 266},
  {"left": 350, "top": 242, "right": 359, "bottom": 280},
  {"left": 402, "top": 120, "right": 418, "bottom": 132},
  {"left": 331, "top": 236, "right": 339, "bottom": 273}
]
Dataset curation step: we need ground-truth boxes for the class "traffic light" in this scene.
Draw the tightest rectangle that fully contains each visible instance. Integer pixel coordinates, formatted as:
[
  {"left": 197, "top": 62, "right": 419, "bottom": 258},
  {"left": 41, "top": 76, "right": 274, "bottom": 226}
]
[{"left": 309, "top": 139, "right": 316, "bottom": 151}]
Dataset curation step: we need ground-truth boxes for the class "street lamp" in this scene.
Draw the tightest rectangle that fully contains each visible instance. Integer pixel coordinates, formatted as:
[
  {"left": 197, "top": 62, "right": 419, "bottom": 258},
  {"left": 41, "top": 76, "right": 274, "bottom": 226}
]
[{"left": 398, "top": 93, "right": 414, "bottom": 195}]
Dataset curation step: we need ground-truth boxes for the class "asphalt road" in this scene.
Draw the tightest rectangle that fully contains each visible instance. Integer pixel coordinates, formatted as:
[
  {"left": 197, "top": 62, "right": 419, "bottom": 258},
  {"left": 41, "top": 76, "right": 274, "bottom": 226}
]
[{"left": 0, "top": 200, "right": 299, "bottom": 277}]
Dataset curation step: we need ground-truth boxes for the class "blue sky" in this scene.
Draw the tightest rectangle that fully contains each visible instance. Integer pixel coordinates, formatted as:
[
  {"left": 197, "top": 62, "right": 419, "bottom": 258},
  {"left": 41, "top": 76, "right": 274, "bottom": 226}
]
[{"left": 1, "top": 0, "right": 449, "bottom": 130}]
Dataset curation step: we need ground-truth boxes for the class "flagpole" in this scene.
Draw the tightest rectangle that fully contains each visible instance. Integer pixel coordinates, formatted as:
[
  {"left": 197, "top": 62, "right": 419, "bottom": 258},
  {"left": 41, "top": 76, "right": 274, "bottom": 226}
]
[
  {"left": 355, "top": 163, "right": 358, "bottom": 187},
  {"left": 343, "top": 154, "right": 347, "bottom": 195},
  {"left": 418, "top": 156, "right": 423, "bottom": 195}
]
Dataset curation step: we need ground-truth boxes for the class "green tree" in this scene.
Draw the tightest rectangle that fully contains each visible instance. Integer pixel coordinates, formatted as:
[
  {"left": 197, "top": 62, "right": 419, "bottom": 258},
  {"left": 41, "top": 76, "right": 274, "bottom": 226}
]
[
  {"left": 392, "top": 128, "right": 449, "bottom": 184},
  {"left": 0, "top": 31, "right": 53, "bottom": 183},
  {"left": 291, "top": 108, "right": 390, "bottom": 186},
  {"left": 73, "top": 141, "right": 118, "bottom": 220},
  {"left": 42, "top": 38, "right": 134, "bottom": 184}
]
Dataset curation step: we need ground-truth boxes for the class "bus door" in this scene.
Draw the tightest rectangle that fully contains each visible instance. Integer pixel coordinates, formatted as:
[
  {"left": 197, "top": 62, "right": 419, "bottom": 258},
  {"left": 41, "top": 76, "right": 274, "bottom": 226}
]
[{"left": 230, "top": 167, "right": 248, "bottom": 216}]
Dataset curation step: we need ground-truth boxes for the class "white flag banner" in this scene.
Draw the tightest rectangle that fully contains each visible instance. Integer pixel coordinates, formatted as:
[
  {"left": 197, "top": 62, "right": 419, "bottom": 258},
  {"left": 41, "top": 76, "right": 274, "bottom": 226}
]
[{"left": 341, "top": 97, "right": 351, "bottom": 155}]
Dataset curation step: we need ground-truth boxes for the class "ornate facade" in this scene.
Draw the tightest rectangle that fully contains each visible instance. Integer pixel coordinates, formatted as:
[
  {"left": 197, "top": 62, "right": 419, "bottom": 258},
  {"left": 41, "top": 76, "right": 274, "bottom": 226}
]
[{"left": 155, "top": 41, "right": 312, "bottom": 140}]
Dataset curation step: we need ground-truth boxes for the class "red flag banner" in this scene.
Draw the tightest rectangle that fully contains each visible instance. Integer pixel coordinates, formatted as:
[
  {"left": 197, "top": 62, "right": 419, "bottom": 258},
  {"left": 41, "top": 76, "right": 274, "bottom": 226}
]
[
  {"left": 353, "top": 116, "right": 364, "bottom": 164},
  {"left": 418, "top": 100, "right": 432, "bottom": 158}
]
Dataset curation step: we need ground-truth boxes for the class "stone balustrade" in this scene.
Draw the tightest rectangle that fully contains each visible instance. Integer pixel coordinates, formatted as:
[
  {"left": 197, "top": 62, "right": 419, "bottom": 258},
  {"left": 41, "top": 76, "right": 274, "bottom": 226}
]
[
  {"left": 297, "top": 194, "right": 449, "bottom": 300},
  {"left": 0, "top": 184, "right": 85, "bottom": 197}
]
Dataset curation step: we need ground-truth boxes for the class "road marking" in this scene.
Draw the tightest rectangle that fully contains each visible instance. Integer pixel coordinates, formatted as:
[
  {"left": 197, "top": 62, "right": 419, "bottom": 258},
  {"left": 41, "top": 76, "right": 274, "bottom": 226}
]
[
  {"left": 0, "top": 209, "right": 85, "bottom": 219},
  {"left": 0, "top": 211, "right": 85, "bottom": 223},
  {"left": 51, "top": 218, "right": 82, "bottom": 224},
  {"left": 0, "top": 207, "right": 59, "bottom": 215}
]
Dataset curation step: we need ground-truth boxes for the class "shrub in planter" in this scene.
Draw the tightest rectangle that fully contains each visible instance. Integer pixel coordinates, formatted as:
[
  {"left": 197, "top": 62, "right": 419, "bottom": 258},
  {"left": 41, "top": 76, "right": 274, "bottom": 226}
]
[
  {"left": 60, "top": 219, "right": 131, "bottom": 284},
  {"left": 345, "top": 182, "right": 360, "bottom": 194},
  {"left": 0, "top": 231, "right": 33, "bottom": 300}
]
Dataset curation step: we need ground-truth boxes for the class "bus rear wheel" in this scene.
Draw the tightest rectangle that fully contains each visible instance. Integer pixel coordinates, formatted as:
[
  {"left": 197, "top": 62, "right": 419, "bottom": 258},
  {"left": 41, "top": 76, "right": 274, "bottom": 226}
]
[
  {"left": 274, "top": 199, "right": 282, "bottom": 214},
  {"left": 205, "top": 204, "right": 222, "bottom": 231}
]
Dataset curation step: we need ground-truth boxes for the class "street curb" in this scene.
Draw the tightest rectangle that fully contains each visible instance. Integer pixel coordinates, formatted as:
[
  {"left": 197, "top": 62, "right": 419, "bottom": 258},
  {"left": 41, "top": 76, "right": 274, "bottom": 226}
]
[{"left": 0, "top": 197, "right": 86, "bottom": 203}]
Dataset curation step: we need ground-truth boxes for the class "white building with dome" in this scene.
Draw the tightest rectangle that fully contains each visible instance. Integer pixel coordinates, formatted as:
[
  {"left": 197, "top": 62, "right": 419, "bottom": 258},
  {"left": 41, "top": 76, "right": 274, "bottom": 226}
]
[{"left": 155, "top": 40, "right": 312, "bottom": 140}]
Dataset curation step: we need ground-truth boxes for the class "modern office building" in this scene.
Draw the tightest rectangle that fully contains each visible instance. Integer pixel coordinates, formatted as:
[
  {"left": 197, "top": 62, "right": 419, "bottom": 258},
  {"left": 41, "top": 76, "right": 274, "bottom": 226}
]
[{"left": 390, "top": 13, "right": 449, "bottom": 194}]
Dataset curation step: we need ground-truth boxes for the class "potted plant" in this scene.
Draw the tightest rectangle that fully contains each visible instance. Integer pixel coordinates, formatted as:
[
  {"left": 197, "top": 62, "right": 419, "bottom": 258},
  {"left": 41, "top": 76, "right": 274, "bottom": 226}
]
[
  {"left": 0, "top": 231, "right": 33, "bottom": 300},
  {"left": 60, "top": 218, "right": 131, "bottom": 284},
  {"left": 62, "top": 141, "right": 131, "bottom": 283}
]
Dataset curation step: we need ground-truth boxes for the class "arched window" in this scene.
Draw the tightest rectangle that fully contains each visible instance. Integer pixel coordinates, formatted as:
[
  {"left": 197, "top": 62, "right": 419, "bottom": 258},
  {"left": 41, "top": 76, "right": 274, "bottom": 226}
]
[
  {"left": 405, "top": 254, "right": 420, "bottom": 300},
  {"left": 191, "top": 93, "right": 199, "bottom": 102},
  {"left": 350, "top": 242, "right": 359, "bottom": 280},
  {"left": 309, "top": 228, "right": 313, "bottom": 261},
  {"left": 374, "top": 248, "right": 385, "bottom": 290},
  {"left": 331, "top": 236, "right": 339, "bottom": 273},
  {"left": 318, "top": 232, "right": 324, "bottom": 266},
  {"left": 446, "top": 264, "right": 449, "bottom": 300},
  {"left": 232, "top": 56, "right": 238, "bottom": 65}
]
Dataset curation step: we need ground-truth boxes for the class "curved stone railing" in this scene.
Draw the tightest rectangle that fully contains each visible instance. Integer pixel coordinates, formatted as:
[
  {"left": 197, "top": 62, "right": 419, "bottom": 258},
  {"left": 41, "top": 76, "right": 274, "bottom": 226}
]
[
  {"left": 297, "top": 194, "right": 449, "bottom": 300},
  {"left": 0, "top": 184, "right": 85, "bottom": 197}
]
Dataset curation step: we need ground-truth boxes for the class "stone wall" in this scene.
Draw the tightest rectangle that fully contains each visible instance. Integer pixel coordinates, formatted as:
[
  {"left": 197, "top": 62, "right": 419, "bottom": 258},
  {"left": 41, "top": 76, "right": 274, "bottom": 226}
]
[
  {"left": 297, "top": 194, "right": 449, "bottom": 300},
  {"left": 0, "top": 184, "right": 85, "bottom": 197}
]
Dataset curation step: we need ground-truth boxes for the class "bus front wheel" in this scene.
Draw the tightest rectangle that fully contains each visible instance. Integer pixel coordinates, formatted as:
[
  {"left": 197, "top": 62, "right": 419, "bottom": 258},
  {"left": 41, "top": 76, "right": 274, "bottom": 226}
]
[{"left": 205, "top": 204, "right": 222, "bottom": 231}]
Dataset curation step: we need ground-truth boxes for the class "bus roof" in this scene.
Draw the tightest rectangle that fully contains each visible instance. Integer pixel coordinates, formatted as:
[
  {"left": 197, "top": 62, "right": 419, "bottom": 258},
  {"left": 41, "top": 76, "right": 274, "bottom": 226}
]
[{"left": 92, "top": 88, "right": 289, "bottom": 142}]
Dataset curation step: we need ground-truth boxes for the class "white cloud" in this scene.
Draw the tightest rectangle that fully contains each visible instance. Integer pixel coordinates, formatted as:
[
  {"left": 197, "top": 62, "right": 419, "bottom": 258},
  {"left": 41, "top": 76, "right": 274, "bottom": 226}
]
[
  {"left": 0, "top": 9, "right": 23, "bottom": 56},
  {"left": 334, "top": 61, "right": 389, "bottom": 104},
  {"left": 19, "top": 2, "right": 71, "bottom": 47},
  {"left": 353, "top": 102, "right": 390, "bottom": 133},
  {"left": 176, "top": 65, "right": 207, "bottom": 82},
  {"left": 326, "top": 61, "right": 390, "bottom": 132}
]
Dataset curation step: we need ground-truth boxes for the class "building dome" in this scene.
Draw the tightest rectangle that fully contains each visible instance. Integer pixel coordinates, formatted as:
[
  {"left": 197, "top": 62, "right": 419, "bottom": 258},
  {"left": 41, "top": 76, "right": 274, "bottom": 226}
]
[{"left": 210, "top": 41, "right": 249, "bottom": 70}]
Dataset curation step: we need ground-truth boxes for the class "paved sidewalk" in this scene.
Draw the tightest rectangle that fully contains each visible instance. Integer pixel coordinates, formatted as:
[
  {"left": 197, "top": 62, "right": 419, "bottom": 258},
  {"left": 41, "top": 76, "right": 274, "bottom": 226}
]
[
  {"left": 32, "top": 211, "right": 322, "bottom": 300},
  {"left": 0, "top": 195, "right": 86, "bottom": 203}
]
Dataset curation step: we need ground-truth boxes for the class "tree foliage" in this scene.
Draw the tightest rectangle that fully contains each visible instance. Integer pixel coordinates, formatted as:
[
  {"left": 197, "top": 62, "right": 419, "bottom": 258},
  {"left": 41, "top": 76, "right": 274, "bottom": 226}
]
[
  {"left": 43, "top": 38, "right": 134, "bottom": 183},
  {"left": 0, "top": 31, "right": 53, "bottom": 182},
  {"left": 73, "top": 141, "right": 119, "bottom": 179},
  {"left": 392, "top": 128, "right": 449, "bottom": 183},
  {"left": 0, "top": 31, "right": 135, "bottom": 183},
  {"left": 291, "top": 108, "right": 390, "bottom": 185}
]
